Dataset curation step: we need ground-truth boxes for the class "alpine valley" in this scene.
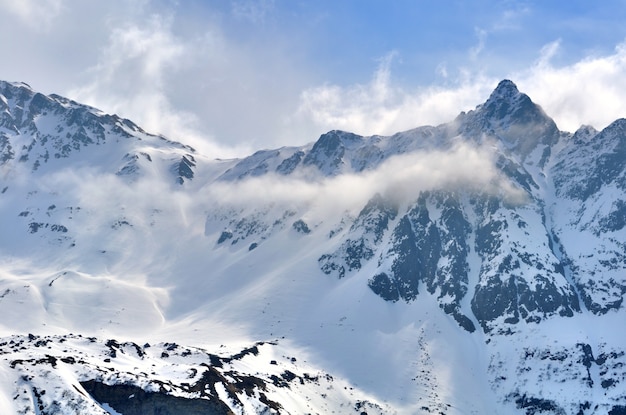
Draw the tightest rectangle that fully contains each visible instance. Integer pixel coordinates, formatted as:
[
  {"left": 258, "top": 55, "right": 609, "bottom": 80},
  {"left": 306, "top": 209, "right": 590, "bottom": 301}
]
[{"left": 0, "top": 78, "right": 625, "bottom": 415}]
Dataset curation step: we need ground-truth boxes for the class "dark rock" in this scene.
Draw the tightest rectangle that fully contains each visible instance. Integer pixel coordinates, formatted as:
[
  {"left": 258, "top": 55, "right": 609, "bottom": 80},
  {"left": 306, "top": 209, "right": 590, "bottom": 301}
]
[
  {"left": 302, "top": 130, "right": 362, "bottom": 174},
  {"left": 319, "top": 193, "right": 397, "bottom": 278},
  {"left": 610, "top": 405, "right": 626, "bottom": 415},
  {"left": 513, "top": 393, "right": 563, "bottom": 415},
  {"left": 292, "top": 219, "right": 311, "bottom": 234},
  {"left": 276, "top": 150, "right": 304, "bottom": 175},
  {"left": 217, "top": 231, "right": 233, "bottom": 244},
  {"left": 368, "top": 273, "right": 399, "bottom": 302},
  {"left": 81, "top": 380, "right": 233, "bottom": 415},
  {"left": 374, "top": 198, "right": 441, "bottom": 302},
  {"left": 174, "top": 154, "right": 196, "bottom": 184}
]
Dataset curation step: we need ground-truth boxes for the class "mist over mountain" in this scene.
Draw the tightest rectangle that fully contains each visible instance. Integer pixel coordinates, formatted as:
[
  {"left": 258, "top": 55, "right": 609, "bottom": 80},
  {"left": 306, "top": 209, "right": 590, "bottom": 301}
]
[{"left": 1, "top": 79, "right": 625, "bottom": 414}]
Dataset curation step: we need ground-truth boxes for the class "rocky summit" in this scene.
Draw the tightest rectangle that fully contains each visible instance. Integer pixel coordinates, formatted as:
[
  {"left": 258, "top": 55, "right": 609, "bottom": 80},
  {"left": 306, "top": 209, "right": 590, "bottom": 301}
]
[{"left": 1, "top": 79, "right": 625, "bottom": 414}]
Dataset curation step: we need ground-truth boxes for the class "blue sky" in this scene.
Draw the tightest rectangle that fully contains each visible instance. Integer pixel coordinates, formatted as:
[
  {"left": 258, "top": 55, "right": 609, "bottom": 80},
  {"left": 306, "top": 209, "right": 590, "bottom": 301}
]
[{"left": 2, "top": 0, "right": 626, "bottom": 156}]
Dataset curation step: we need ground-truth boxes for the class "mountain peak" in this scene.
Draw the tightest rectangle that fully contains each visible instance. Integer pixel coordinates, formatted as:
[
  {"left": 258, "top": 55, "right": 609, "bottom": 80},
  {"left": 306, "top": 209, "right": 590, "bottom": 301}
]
[
  {"left": 492, "top": 79, "right": 518, "bottom": 95},
  {"left": 480, "top": 79, "right": 533, "bottom": 121},
  {"left": 0, "top": 80, "right": 33, "bottom": 95},
  {"left": 485, "top": 79, "right": 521, "bottom": 105},
  {"left": 457, "top": 79, "right": 559, "bottom": 158}
]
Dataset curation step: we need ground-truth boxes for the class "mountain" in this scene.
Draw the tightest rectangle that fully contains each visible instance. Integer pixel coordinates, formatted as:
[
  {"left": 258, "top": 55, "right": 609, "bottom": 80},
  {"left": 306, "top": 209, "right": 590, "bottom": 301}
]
[{"left": 1, "top": 79, "right": 625, "bottom": 414}]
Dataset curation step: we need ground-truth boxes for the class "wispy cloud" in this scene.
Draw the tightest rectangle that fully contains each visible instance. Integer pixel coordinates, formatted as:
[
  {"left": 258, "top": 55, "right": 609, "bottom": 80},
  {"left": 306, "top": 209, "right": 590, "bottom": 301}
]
[
  {"left": 515, "top": 40, "right": 626, "bottom": 132},
  {"left": 469, "top": 28, "right": 488, "bottom": 60},
  {"left": 297, "top": 38, "right": 626, "bottom": 138},
  {"left": 296, "top": 54, "right": 494, "bottom": 137},
  {"left": 57, "top": 2, "right": 309, "bottom": 157},
  {"left": 231, "top": 0, "right": 275, "bottom": 24},
  {"left": 67, "top": 14, "right": 245, "bottom": 157},
  {"left": 0, "top": 0, "right": 63, "bottom": 30},
  {"left": 493, "top": 2, "right": 531, "bottom": 31},
  {"left": 207, "top": 140, "right": 525, "bottom": 218}
]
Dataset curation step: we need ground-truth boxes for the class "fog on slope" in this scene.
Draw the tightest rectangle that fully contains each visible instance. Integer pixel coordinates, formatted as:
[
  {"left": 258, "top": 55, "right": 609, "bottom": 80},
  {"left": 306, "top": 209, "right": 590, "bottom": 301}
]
[{"left": 207, "top": 139, "right": 525, "bottom": 218}]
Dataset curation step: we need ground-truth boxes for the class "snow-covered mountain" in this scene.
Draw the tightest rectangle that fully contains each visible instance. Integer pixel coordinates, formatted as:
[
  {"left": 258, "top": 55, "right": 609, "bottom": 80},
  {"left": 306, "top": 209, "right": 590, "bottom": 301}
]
[{"left": 1, "top": 79, "right": 625, "bottom": 414}]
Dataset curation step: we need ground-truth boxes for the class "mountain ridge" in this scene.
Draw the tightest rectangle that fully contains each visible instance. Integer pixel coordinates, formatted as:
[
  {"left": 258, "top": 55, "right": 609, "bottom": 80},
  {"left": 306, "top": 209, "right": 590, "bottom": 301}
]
[{"left": 1, "top": 78, "right": 626, "bottom": 414}]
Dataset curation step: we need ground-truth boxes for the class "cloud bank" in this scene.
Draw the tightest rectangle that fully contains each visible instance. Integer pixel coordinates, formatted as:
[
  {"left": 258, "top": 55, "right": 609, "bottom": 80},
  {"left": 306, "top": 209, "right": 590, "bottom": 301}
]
[
  {"left": 206, "top": 140, "right": 525, "bottom": 218},
  {"left": 0, "top": 0, "right": 63, "bottom": 29},
  {"left": 296, "top": 55, "right": 494, "bottom": 136},
  {"left": 517, "top": 41, "right": 626, "bottom": 132}
]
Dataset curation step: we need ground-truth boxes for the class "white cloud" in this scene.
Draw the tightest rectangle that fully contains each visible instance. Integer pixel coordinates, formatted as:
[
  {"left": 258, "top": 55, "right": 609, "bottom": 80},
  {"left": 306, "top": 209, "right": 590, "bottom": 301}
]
[
  {"left": 297, "top": 39, "right": 626, "bottom": 139},
  {"left": 207, "top": 141, "right": 525, "bottom": 218},
  {"left": 469, "top": 28, "right": 488, "bottom": 60},
  {"left": 515, "top": 41, "right": 626, "bottom": 132},
  {"left": 231, "top": 0, "right": 275, "bottom": 24},
  {"left": 67, "top": 15, "right": 241, "bottom": 157},
  {"left": 0, "top": 0, "right": 63, "bottom": 29},
  {"left": 296, "top": 55, "right": 494, "bottom": 137},
  {"left": 493, "top": 3, "right": 531, "bottom": 31},
  {"left": 55, "top": 2, "right": 308, "bottom": 158}
]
